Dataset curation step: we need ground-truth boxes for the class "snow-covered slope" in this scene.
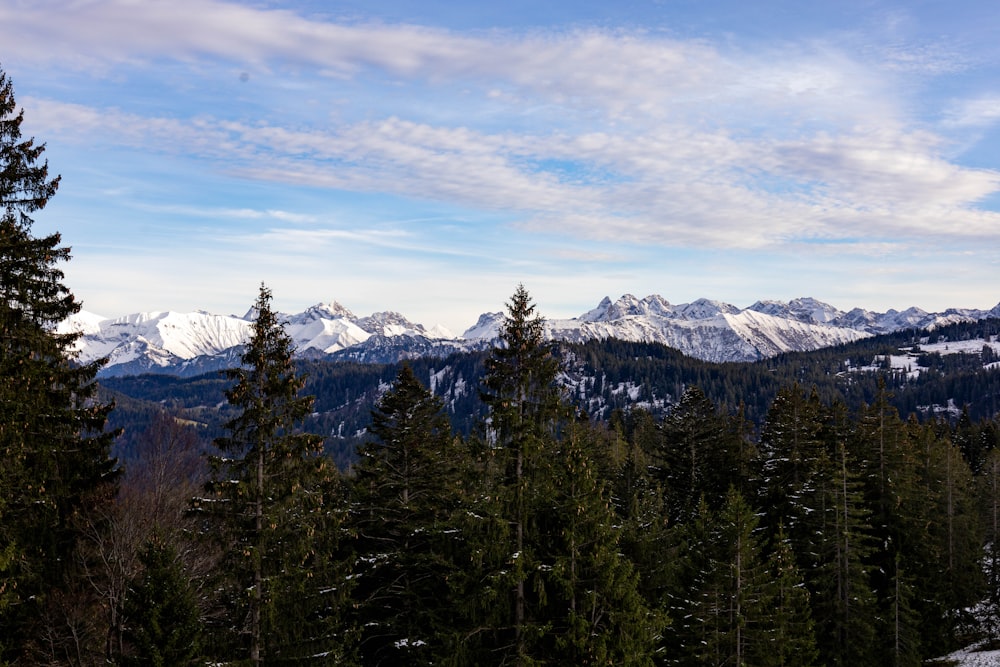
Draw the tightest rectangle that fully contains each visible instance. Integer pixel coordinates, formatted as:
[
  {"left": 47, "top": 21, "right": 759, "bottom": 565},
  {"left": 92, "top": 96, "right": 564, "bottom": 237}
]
[
  {"left": 60, "top": 302, "right": 454, "bottom": 374},
  {"left": 466, "top": 295, "right": 874, "bottom": 362},
  {"left": 59, "top": 310, "right": 251, "bottom": 366},
  {"left": 62, "top": 295, "right": 1000, "bottom": 375}
]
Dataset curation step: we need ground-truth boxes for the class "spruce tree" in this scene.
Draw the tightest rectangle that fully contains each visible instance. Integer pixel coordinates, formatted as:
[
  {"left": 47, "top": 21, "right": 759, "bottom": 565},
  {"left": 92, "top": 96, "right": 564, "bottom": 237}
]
[
  {"left": 0, "top": 64, "right": 119, "bottom": 662},
  {"left": 610, "top": 410, "right": 673, "bottom": 629},
  {"left": 542, "top": 420, "right": 657, "bottom": 665},
  {"left": 755, "top": 523, "right": 818, "bottom": 667},
  {"left": 812, "top": 417, "right": 878, "bottom": 667},
  {"left": 199, "top": 284, "right": 350, "bottom": 665},
  {"left": 851, "top": 383, "right": 924, "bottom": 663},
  {"left": 670, "top": 488, "right": 770, "bottom": 666},
  {"left": 909, "top": 420, "right": 983, "bottom": 655},
  {"left": 653, "top": 385, "right": 754, "bottom": 523},
  {"left": 474, "top": 284, "right": 567, "bottom": 664},
  {"left": 350, "top": 364, "right": 467, "bottom": 665},
  {"left": 121, "top": 539, "right": 201, "bottom": 667},
  {"left": 758, "top": 384, "right": 830, "bottom": 544}
]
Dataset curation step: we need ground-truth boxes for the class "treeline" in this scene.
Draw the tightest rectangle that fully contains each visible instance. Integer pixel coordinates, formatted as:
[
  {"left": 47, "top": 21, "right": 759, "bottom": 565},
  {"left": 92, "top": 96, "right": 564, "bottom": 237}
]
[{"left": 99, "top": 316, "right": 1000, "bottom": 470}]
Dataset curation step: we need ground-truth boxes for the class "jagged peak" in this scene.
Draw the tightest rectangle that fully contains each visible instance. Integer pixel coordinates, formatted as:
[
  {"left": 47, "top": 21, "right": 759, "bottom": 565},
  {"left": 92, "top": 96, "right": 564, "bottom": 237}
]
[
  {"left": 356, "top": 310, "right": 442, "bottom": 338},
  {"left": 298, "top": 301, "right": 356, "bottom": 321},
  {"left": 462, "top": 312, "right": 504, "bottom": 339},
  {"left": 678, "top": 298, "right": 741, "bottom": 318},
  {"left": 64, "top": 293, "right": 1000, "bottom": 376},
  {"left": 579, "top": 296, "right": 615, "bottom": 322},
  {"left": 748, "top": 297, "right": 842, "bottom": 324}
]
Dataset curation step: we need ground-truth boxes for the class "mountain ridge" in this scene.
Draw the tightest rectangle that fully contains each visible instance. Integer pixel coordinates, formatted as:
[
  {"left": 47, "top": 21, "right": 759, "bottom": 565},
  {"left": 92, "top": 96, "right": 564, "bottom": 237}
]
[{"left": 59, "top": 294, "right": 1000, "bottom": 376}]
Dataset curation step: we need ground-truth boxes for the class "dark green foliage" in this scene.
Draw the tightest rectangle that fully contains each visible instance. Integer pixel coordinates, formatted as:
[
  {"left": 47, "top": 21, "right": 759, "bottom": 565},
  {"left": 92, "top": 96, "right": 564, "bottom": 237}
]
[
  {"left": 908, "top": 420, "right": 983, "bottom": 655},
  {"left": 465, "top": 286, "right": 659, "bottom": 665},
  {"left": 121, "top": 539, "right": 201, "bottom": 666},
  {"left": 102, "top": 316, "right": 1000, "bottom": 475},
  {"left": 650, "top": 386, "right": 756, "bottom": 523},
  {"left": 540, "top": 420, "right": 658, "bottom": 666},
  {"left": 7, "top": 248, "right": 997, "bottom": 665},
  {"left": 756, "top": 524, "right": 818, "bottom": 666},
  {"left": 349, "top": 364, "right": 469, "bottom": 665},
  {"left": 198, "top": 284, "right": 351, "bottom": 665},
  {"left": 809, "top": 434, "right": 879, "bottom": 666},
  {"left": 472, "top": 284, "right": 569, "bottom": 664},
  {"left": 0, "top": 64, "right": 119, "bottom": 662}
]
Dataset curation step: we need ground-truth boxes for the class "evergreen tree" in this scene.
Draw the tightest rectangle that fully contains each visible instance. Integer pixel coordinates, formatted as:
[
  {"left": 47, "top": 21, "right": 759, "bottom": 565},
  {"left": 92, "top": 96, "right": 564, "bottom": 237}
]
[
  {"left": 880, "top": 553, "right": 921, "bottom": 667},
  {"left": 909, "top": 420, "right": 983, "bottom": 655},
  {"left": 851, "top": 382, "right": 923, "bottom": 660},
  {"left": 653, "top": 385, "right": 754, "bottom": 523},
  {"left": 754, "top": 523, "right": 818, "bottom": 667},
  {"left": 979, "top": 446, "right": 1000, "bottom": 606},
  {"left": 199, "top": 284, "right": 350, "bottom": 665},
  {"left": 0, "top": 64, "right": 119, "bottom": 662},
  {"left": 121, "top": 539, "right": 201, "bottom": 667},
  {"left": 610, "top": 410, "right": 673, "bottom": 631},
  {"left": 660, "top": 496, "right": 714, "bottom": 664},
  {"left": 541, "top": 420, "right": 657, "bottom": 665},
  {"left": 473, "top": 284, "right": 567, "bottom": 664},
  {"left": 350, "top": 364, "right": 468, "bottom": 665},
  {"left": 811, "top": 424, "right": 878, "bottom": 667},
  {"left": 758, "top": 385, "right": 830, "bottom": 547},
  {"left": 671, "top": 488, "right": 770, "bottom": 666}
]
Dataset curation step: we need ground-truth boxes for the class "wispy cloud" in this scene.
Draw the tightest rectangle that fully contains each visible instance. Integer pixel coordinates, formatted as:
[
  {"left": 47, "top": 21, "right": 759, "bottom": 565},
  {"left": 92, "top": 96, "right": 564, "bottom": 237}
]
[
  {"left": 942, "top": 95, "right": 1000, "bottom": 128},
  {"left": 4, "top": 0, "right": 999, "bottom": 323},
  {"left": 25, "top": 91, "right": 1000, "bottom": 252}
]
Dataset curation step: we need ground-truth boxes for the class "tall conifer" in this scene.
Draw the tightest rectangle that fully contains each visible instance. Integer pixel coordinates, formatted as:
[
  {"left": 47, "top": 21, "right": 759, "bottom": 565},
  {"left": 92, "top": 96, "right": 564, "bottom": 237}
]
[
  {"left": 350, "top": 364, "right": 467, "bottom": 665},
  {"left": 200, "top": 284, "right": 349, "bottom": 665},
  {"left": 476, "top": 284, "right": 566, "bottom": 664},
  {"left": 0, "top": 64, "right": 119, "bottom": 662}
]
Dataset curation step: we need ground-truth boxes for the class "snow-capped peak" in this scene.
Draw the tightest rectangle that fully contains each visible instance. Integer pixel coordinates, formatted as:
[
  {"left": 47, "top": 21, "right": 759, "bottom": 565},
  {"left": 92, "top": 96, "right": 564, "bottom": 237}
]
[
  {"left": 462, "top": 312, "right": 504, "bottom": 340},
  {"left": 66, "top": 294, "right": 1000, "bottom": 376},
  {"left": 287, "top": 302, "right": 356, "bottom": 324}
]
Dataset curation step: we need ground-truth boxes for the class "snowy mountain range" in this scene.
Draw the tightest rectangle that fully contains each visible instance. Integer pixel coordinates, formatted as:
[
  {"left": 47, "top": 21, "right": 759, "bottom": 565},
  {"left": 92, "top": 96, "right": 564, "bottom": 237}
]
[{"left": 58, "top": 295, "right": 1000, "bottom": 376}]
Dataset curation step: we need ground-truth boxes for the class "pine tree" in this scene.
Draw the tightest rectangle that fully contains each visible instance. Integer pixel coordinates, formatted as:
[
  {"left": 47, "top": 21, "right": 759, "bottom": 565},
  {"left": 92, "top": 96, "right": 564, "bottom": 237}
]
[
  {"left": 199, "top": 284, "right": 350, "bottom": 665},
  {"left": 979, "top": 447, "right": 1000, "bottom": 605},
  {"left": 350, "top": 364, "right": 468, "bottom": 665},
  {"left": 758, "top": 383, "right": 837, "bottom": 627},
  {"left": 0, "top": 64, "right": 119, "bottom": 662},
  {"left": 671, "top": 488, "right": 770, "bottom": 666},
  {"left": 811, "top": 428, "right": 878, "bottom": 666},
  {"left": 610, "top": 409, "right": 673, "bottom": 632},
  {"left": 909, "top": 420, "right": 983, "bottom": 655},
  {"left": 881, "top": 553, "right": 921, "bottom": 667},
  {"left": 849, "top": 382, "right": 929, "bottom": 662}
]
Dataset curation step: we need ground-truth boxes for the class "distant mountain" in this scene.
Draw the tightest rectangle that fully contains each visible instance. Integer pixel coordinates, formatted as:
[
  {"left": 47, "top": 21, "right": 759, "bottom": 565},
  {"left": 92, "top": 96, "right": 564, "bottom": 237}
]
[{"left": 59, "top": 295, "right": 1000, "bottom": 376}]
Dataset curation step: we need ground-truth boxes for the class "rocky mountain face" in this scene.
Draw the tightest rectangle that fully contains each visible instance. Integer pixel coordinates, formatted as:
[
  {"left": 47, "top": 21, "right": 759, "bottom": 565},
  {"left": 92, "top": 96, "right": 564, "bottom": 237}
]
[{"left": 60, "top": 295, "right": 1000, "bottom": 376}]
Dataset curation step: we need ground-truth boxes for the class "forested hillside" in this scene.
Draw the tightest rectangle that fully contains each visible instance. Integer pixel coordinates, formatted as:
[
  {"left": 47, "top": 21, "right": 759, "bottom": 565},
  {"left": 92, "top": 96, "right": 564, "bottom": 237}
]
[
  {"left": 101, "top": 316, "right": 1000, "bottom": 468},
  {"left": 78, "top": 288, "right": 1000, "bottom": 665}
]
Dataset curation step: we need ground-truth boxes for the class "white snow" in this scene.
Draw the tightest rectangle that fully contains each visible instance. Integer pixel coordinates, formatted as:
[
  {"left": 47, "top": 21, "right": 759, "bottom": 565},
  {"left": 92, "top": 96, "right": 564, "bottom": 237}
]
[
  {"left": 942, "top": 644, "right": 1000, "bottom": 666},
  {"left": 65, "top": 295, "right": 1000, "bottom": 373}
]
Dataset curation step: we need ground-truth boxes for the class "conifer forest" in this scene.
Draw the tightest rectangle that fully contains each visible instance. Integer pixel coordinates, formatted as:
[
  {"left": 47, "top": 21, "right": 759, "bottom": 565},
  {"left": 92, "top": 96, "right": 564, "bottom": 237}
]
[{"left": 5, "top": 65, "right": 1000, "bottom": 666}]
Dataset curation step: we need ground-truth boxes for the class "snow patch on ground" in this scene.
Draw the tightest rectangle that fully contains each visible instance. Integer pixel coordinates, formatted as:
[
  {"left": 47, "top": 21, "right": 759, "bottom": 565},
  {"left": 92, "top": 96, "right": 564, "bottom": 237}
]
[{"left": 941, "top": 644, "right": 1000, "bottom": 665}]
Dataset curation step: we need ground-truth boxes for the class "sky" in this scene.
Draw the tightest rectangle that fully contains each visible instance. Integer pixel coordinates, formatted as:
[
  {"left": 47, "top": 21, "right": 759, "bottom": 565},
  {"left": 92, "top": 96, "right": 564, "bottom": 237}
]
[{"left": 2, "top": 0, "right": 999, "bottom": 334}]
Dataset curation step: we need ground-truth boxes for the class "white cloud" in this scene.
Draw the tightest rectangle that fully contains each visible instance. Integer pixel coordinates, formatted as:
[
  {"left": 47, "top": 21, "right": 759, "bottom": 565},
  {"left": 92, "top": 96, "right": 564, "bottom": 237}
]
[
  {"left": 24, "top": 89, "right": 1000, "bottom": 251},
  {"left": 7, "top": 0, "right": 1000, "bottom": 324},
  {"left": 943, "top": 95, "right": 1000, "bottom": 128}
]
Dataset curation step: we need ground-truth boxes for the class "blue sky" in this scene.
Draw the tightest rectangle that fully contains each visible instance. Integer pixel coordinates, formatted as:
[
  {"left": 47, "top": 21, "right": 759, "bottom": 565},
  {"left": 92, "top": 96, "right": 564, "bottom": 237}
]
[{"left": 2, "top": 0, "right": 999, "bottom": 333}]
